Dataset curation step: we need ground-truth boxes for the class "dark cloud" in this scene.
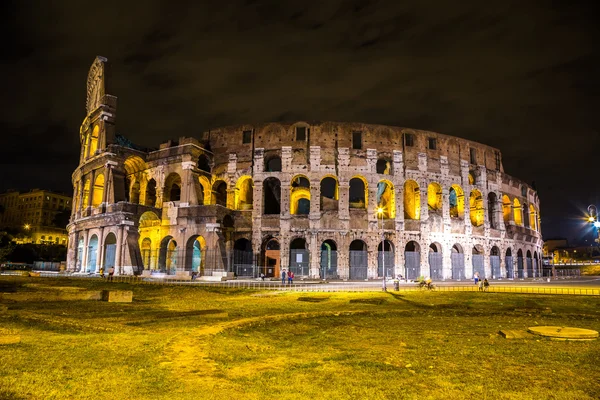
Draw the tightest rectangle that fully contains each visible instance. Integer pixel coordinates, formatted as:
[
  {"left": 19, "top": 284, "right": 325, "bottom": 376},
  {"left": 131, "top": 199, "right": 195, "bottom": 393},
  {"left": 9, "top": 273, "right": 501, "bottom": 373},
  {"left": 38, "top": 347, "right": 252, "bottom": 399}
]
[{"left": 1, "top": 0, "right": 599, "bottom": 243}]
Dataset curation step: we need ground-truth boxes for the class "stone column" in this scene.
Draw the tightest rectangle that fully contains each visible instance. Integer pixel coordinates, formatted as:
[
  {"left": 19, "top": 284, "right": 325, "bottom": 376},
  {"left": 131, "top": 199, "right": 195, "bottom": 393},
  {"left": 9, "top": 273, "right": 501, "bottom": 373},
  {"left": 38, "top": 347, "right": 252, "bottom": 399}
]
[
  {"left": 115, "top": 225, "right": 125, "bottom": 275},
  {"left": 97, "top": 227, "right": 106, "bottom": 273},
  {"left": 180, "top": 161, "right": 196, "bottom": 206},
  {"left": 309, "top": 232, "right": 320, "bottom": 278},
  {"left": 338, "top": 182, "right": 350, "bottom": 220},
  {"left": 81, "top": 230, "right": 90, "bottom": 272}
]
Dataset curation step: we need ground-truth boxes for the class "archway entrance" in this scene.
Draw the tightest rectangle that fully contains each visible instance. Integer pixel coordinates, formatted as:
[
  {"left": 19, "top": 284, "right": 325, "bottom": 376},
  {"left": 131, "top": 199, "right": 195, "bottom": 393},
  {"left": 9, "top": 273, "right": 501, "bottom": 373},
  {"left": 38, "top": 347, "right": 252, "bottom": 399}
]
[
  {"left": 505, "top": 248, "right": 514, "bottom": 278},
  {"left": 159, "top": 236, "right": 178, "bottom": 275},
  {"left": 349, "top": 240, "right": 368, "bottom": 280},
  {"left": 451, "top": 244, "right": 465, "bottom": 280},
  {"left": 428, "top": 243, "right": 443, "bottom": 280},
  {"left": 320, "top": 240, "right": 338, "bottom": 279},
  {"left": 404, "top": 241, "right": 420, "bottom": 281},
  {"left": 533, "top": 251, "right": 539, "bottom": 278},
  {"left": 87, "top": 234, "right": 98, "bottom": 273},
  {"left": 517, "top": 249, "right": 524, "bottom": 278},
  {"left": 526, "top": 250, "right": 533, "bottom": 278},
  {"left": 185, "top": 236, "right": 206, "bottom": 274},
  {"left": 472, "top": 245, "right": 484, "bottom": 279},
  {"left": 104, "top": 233, "right": 117, "bottom": 271},
  {"left": 233, "top": 238, "right": 254, "bottom": 277},
  {"left": 490, "top": 246, "right": 501, "bottom": 278},
  {"left": 378, "top": 240, "right": 394, "bottom": 278},
  {"left": 289, "top": 238, "right": 309, "bottom": 276},
  {"left": 262, "top": 238, "right": 280, "bottom": 278}
]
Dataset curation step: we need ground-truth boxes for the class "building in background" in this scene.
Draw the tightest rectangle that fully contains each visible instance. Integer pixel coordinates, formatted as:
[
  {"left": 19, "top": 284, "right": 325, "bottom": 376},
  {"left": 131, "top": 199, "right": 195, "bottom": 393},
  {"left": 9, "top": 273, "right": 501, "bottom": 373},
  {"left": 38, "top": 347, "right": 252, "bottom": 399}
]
[
  {"left": 67, "top": 57, "right": 543, "bottom": 280},
  {"left": 0, "top": 189, "right": 72, "bottom": 245}
]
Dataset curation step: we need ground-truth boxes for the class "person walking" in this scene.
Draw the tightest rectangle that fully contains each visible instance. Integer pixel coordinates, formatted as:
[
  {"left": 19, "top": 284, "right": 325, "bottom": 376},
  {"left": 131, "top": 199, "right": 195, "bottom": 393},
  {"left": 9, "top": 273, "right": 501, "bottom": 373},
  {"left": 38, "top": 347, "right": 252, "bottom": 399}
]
[
  {"left": 288, "top": 271, "right": 294, "bottom": 285},
  {"left": 483, "top": 278, "right": 490, "bottom": 292},
  {"left": 108, "top": 266, "right": 115, "bottom": 282},
  {"left": 281, "top": 269, "right": 287, "bottom": 285},
  {"left": 474, "top": 272, "right": 480, "bottom": 285},
  {"left": 478, "top": 278, "right": 484, "bottom": 292},
  {"left": 99, "top": 267, "right": 105, "bottom": 279}
]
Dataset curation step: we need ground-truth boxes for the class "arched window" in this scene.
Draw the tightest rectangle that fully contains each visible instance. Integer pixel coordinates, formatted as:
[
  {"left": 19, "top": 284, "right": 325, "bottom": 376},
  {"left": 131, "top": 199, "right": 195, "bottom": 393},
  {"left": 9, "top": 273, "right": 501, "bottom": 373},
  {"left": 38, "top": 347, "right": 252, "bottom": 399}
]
[
  {"left": 427, "top": 182, "right": 442, "bottom": 212},
  {"left": 513, "top": 198, "right": 522, "bottom": 226},
  {"left": 376, "top": 159, "right": 392, "bottom": 175},
  {"left": 92, "top": 174, "right": 104, "bottom": 207},
  {"left": 529, "top": 204, "right": 537, "bottom": 230},
  {"left": 376, "top": 180, "right": 395, "bottom": 219},
  {"left": 263, "top": 178, "right": 281, "bottom": 215},
  {"left": 488, "top": 192, "right": 497, "bottom": 229},
  {"left": 290, "top": 175, "right": 310, "bottom": 215},
  {"left": 349, "top": 177, "right": 367, "bottom": 209},
  {"left": 235, "top": 176, "right": 254, "bottom": 210},
  {"left": 449, "top": 184, "right": 464, "bottom": 218},
  {"left": 145, "top": 179, "right": 157, "bottom": 207},
  {"left": 403, "top": 180, "right": 420, "bottom": 220},
  {"left": 82, "top": 179, "right": 91, "bottom": 208},
  {"left": 87, "top": 125, "right": 99, "bottom": 158},
  {"left": 320, "top": 176, "right": 338, "bottom": 211},
  {"left": 502, "top": 195, "right": 511, "bottom": 223},
  {"left": 212, "top": 181, "right": 228, "bottom": 207},
  {"left": 164, "top": 173, "right": 182, "bottom": 203},
  {"left": 469, "top": 189, "right": 484, "bottom": 227},
  {"left": 265, "top": 156, "right": 282, "bottom": 172},
  {"left": 198, "top": 154, "right": 211, "bottom": 172}
]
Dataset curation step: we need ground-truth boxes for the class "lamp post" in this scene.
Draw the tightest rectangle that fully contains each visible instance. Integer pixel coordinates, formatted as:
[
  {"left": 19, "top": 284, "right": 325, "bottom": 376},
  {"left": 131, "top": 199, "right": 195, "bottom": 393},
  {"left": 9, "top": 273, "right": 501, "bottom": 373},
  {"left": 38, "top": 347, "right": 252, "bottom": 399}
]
[{"left": 378, "top": 207, "right": 386, "bottom": 292}]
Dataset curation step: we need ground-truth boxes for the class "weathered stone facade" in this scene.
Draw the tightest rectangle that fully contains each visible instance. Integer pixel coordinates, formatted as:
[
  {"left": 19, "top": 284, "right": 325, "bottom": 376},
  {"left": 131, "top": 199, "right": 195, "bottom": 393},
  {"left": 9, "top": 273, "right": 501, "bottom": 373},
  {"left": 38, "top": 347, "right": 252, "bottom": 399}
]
[{"left": 67, "top": 57, "right": 543, "bottom": 280}]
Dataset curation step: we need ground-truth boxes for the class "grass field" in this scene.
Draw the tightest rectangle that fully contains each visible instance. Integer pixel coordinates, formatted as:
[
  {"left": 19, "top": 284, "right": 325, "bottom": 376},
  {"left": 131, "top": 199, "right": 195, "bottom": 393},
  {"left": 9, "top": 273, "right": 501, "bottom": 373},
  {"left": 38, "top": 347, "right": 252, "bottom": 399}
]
[{"left": 1, "top": 277, "right": 599, "bottom": 400}]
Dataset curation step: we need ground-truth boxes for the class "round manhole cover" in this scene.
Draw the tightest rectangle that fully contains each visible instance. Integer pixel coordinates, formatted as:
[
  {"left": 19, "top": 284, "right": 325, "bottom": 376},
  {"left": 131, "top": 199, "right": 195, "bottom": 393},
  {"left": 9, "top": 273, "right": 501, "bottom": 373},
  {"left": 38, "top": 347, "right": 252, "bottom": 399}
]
[{"left": 528, "top": 326, "right": 599, "bottom": 340}]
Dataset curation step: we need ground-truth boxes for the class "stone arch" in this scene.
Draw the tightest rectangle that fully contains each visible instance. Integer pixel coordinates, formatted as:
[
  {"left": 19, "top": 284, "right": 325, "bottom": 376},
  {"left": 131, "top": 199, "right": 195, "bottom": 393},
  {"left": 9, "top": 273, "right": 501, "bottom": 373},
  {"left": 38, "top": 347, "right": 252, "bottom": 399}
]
[
  {"left": 164, "top": 173, "right": 182, "bottom": 203},
  {"left": 185, "top": 235, "right": 206, "bottom": 274},
  {"left": 488, "top": 192, "right": 498, "bottom": 229},
  {"left": 404, "top": 240, "right": 421, "bottom": 280},
  {"left": 124, "top": 156, "right": 146, "bottom": 204},
  {"left": 377, "top": 239, "right": 394, "bottom": 278},
  {"left": 451, "top": 243, "right": 465, "bottom": 280},
  {"left": 533, "top": 250, "right": 539, "bottom": 278},
  {"left": 505, "top": 247, "right": 514, "bottom": 278},
  {"left": 349, "top": 239, "right": 368, "bottom": 280},
  {"left": 141, "top": 237, "right": 153, "bottom": 270},
  {"left": 472, "top": 244, "right": 485, "bottom": 278},
  {"left": 261, "top": 237, "right": 281, "bottom": 278},
  {"left": 233, "top": 238, "right": 253, "bottom": 277},
  {"left": 513, "top": 198, "right": 523, "bottom": 226},
  {"left": 103, "top": 232, "right": 117, "bottom": 270},
  {"left": 516, "top": 248, "right": 524, "bottom": 278},
  {"left": 198, "top": 176, "right": 211, "bottom": 206},
  {"left": 265, "top": 155, "right": 282, "bottom": 172},
  {"left": 290, "top": 175, "right": 310, "bottom": 215},
  {"left": 469, "top": 189, "right": 484, "bottom": 227},
  {"left": 87, "top": 234, "right": 99, "bottom": 272},
  {"left": 263, "top": 177, "right": 281, "bottom": 215},
  {"left": 376, "top": 179, "right": 395, "bottom": 219},
  {"left": 428, "top": 242, "right": 443, "bottom": 280},
  {"left": 92, "top": 174, "right": 104, "bottom": 207},
  {"left": 529, "top": 204, "right": 537, "bottom": 230},
  {"left": 87, "top": 125, "right": 99, "bottom": 158},
  {"left": 523, "top": 203, "right": 530, "bottom": 228},
  {"left": 502, "top": 195, "right": 511, "bottom": 223},
  {"left": 427, "top": 182, "right": 443, "bottom": 212},
  {"left": 376, "top": 158, "right": 392, "bottom": 175},
  {"left": 526, "top": 249, "right": 533, "bottom": 277},
  {"left": 349, "top": 176, "right": 368, "bottom": 209},
  {"left": 320, "top": 176, "right": 339, "bottom": 211},
  {"left": 158, "top": 236, "right": 178, "bottom": 274},
  {"left": 234, "top": 176, "right": 254, "bottom": 210},
  {"left": 82, "top": 178, "right": 91, "bottom": 209},
  {"left": 404, "top": 180, "right": 420, "bottom": 220},
  {"left": 320, "top": 239, "right": 338, "bottom": 279},
  {"left": 212, "top": 180, "right": 228, "bottom": 207},
  {"left": 145, "top": 179, "right": 157, "bottom": 207},
  {"left": 289, "top": 237, "right": 309, "bottom": 276},
  {"left": 449, "top": 184, "right": 465, "bottom": 219},
  {"left": 222, "top": 214, "right": 234, "bottom": 228},
  {"left": 490, "top": 245, "right": 501, "bottom": 278}
]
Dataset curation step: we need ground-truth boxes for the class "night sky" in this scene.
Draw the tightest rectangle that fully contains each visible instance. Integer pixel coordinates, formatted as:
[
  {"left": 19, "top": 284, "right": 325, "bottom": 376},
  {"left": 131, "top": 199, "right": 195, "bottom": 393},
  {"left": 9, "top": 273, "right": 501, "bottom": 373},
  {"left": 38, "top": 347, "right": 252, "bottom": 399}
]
[{"left": 1, "top": 1, "right": 599, "bottom": 244}]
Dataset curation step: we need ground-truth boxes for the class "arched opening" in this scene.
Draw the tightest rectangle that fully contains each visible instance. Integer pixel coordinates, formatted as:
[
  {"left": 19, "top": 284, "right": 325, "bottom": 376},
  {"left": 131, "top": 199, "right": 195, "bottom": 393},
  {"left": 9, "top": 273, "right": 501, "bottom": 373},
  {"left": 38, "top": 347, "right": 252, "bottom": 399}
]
[
  {"left": 290, "top": 175, "right": 310, "bottom": 215},
  {"left": 82, "top": 179, "right": 90, "bottom": 209},
  {"left": 472, "top": 245, "right": 485, "bottom": 279},
  {"left": 261, "top": 238, "right": 280, "bottom": 278},
  {"left": 490, "top": 246, "right": 501, "bottom": 278},
  {"left": 263, "top": 178, "right": 281, "bottom": 215},
  {"left": 505, "top": 248, "right": 514, "bottom": 278},
  {"left": 513, "top": 198, "right": 523, "bottom": 226},
  {"left": 428, "top": 243, "right": 443, "bottom": 280},
  {"left": 138, "top": 211, "right": 160, "bottom": 270},
  {"left": 88, "top": 125, "right": 99, "bottom": 157},
  {"left": 86, "top": 234, "right": 99, "bottom": 272},
  {"left": 376, "top": 180, "right": 395, "bottom": 219},
  {"left": 130, "top": 180, "right": 141, "bottom": 204},
  {"left": 502, "top": 195, "right": 511, "bottom": 223},
  {"left": 184, "top": 235, "right": 206, "bottom": 274},
  {"left": 92, "top": 174, "right": 104, "bottom": 207},
  {"left": 427, "top": 182, "right": 442, "bottom": 213},
  {"left": 198, "top": 176, "right": 211, "bottom": 206},
  {"left": 378, "top": 240, "right": 394, "bottom": 278},
  {"left": 164, "top": 173, "right": 182, "bottom": 203},
  {"left": 145, "top": 179, "right": 157, "bottom": 207},
  {"left": 523, "top": 203, "right": 530, "bottom": 228},
  {"left": 76, "top": 238, "right": 84, "bottom": 271},
  {"left": 468, "top": 172, "right": 475, "bottom": 185},
  {"left": 265, "top": 155, "right": 282, "bottom": 172},
  {"left": 289, "top": 237, "right": 309, "bottom": 276},
  {"left": 488, "top": 192, "right": 497, "bottom": 229},
  {"left": 103, "top": 232, "right": 117, "bottom": 272},
  {"left": 158, "top": 236, "right": 178, "bottom": 274},
  {"left": 212, "top": 180, "right": 228, "bottom": 207},
  {"left": 451, "top": 244, "right": 465, "bottom": 280},
  {"left": 526, "top": 250, "right": 533, "bottom": 278},
  {"left": 404, "top": 241, "right": 421, "bottom": 281},
  {"left": 320, "top": 239, "right": 338, "bottom": 279},
  {"left": 449, "top": 184, "right": 465, "bottom": 219},
  {"left": 349, "top": 240, "right": 368, "bottom": 279},
  {"left": 533, "top": 251, "right": 539, "bottom": 278},
  {"left": 529, "top": 204, "right": 537, "bottom": 231},
  {"left": 222, "top": 214, "right": 234, "bottom": 228},
  {"left": 124, "top": 156, "right": 146, "bottom": 204},
  {"left": 517, "top": 249, "right": 524, "bottom": 278},
  {"left": 320, "top": 176, "right": 339, "bottom": 211},
  {"left": 198, "top": 154, "right": 211, "bottom": 172},
  {"left": 469, "top": 189, "right": 484, "bottom": 227},
  {"left": 235, "top": 176, "right": 254, "bottom": 210},
  {"left": 233, "top": 238, "right": 253, "bottom": 277},
  {"left": 141, "top": 238, "right": 152, "bottom": 270},
  {"left": 376, "top": 158, "right": 392, "bottom": 175},
  {"left": 404, "top": 180, "right": 420, "bottom": 220},
  {"left": 349, "top": 177, "right": 367, "bottom": 209}
]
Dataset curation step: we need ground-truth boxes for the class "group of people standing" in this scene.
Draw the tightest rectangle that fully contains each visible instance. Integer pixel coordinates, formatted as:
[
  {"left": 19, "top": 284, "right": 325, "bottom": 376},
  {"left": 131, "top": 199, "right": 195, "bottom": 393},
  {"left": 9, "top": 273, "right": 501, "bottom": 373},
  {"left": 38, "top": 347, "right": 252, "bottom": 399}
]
[
  {"left": 280, "top": 269, "right": 295, "bottom": 285},
  {"left": 473, "top": 272, "right": 490, "bottom": 291},
  {"left": 98, "top": 266, "right": 115, "bottom": 281}
]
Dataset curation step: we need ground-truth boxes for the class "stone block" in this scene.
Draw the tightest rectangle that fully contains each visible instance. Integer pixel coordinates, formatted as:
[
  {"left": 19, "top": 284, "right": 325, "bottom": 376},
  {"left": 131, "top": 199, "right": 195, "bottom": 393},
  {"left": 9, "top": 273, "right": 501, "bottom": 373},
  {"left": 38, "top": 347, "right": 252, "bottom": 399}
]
[
  {"left": 102, "top": 290, "right": 133, "bottom": 303},
  {"left": 499, "top": 329, "right": 531, "bottom": 339}
]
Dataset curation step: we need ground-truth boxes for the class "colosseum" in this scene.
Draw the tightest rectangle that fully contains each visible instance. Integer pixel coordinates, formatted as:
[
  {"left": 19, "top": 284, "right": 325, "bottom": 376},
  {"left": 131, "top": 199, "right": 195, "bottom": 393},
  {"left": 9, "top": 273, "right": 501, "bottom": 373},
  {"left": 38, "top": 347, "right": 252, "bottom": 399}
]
[{"left": 67, "top": 56, "right": 543, "bottom": 281}]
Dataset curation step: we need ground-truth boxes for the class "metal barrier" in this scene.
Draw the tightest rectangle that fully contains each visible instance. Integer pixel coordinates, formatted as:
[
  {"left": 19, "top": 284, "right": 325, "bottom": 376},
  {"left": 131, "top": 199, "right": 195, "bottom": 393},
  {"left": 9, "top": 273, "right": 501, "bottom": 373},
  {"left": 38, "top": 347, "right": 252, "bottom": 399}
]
[{"left": 19, "top": 272, "right": 600, "bottom": 296}]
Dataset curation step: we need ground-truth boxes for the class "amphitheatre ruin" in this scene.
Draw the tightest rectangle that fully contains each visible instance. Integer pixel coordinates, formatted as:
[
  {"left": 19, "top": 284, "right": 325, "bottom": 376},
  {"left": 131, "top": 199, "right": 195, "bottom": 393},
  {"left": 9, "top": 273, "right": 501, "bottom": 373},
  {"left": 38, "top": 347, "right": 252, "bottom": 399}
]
[{"left": 67, "top": 57, "right": 543, "bottom": 281}]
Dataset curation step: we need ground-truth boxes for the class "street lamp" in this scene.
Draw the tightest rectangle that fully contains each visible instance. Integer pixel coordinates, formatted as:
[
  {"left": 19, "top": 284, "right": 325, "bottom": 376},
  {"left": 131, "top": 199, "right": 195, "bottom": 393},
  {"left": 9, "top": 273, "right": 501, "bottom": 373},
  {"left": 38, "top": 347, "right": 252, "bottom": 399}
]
[{"left": 377, "top": 207, "right": 386, "bottom": 292}]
